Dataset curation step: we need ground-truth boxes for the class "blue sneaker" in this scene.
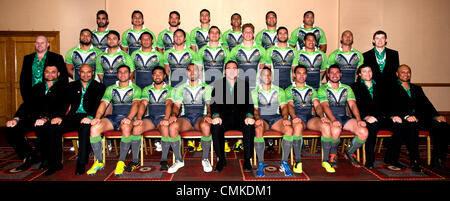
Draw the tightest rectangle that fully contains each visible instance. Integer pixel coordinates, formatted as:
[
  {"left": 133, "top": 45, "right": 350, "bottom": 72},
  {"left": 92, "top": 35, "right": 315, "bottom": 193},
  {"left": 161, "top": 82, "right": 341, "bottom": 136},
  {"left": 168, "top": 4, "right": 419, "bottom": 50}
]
[
  {"left": 256, "top": 162, "right": 266, "bottom": 177},
  {"left": 279, "top": 161, "right": 293, "bottom": 176}
]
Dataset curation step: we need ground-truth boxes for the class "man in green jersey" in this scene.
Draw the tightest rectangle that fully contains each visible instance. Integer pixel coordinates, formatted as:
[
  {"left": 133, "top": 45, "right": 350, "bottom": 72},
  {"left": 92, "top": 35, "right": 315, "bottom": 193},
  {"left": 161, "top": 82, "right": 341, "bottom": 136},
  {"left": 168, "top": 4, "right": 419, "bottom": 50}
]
[
  {"left": 286, "top": 65, "right": 331, "bottom": 173},
  {"left": 252, "top": 67, "right": 293, "bottom": 177},
  {"left": 92, "top": 10, "right": 110, "bottom": 52},
  {"left": 132, "top": 66, "right": 173, "bottom": 172},
  {"left": 222, "top": 13, "right": 243, "bottom": 51},
  {"left": 327, "top": 30, "right": 364, "bottom": 86},
  {"left": 265, "top": 27, "right": 297, "bottom": 89},
  {"left": 167, "top": 64, "right": 213, "bottom": 173},
  {"left": 121, "top": 10, "right": 157, "bottom": 55},
  {"left": 318, "top": 65, "right": 368, "bottom": 171},
  {"left": 289, "top": 11, "right": 327, "bottom": 53},
  {"left": 65, "top": 28, "right": 102, "bottom": 81},
  {"left": 156, "top": 11, "right": 190, "bottom": 54},
  {"left": 255, "top": 11, "right": 278, "bottom": 50},
  {"left": 190, "top": 9, "right": 211, "bottom": 52},
  {"left": 297, "top": 33, "right": 328, "bottom": 90},
  {"left": 96, "top": 30, "right": 135, "bottom": 87},
  {"left": 131, "top": 31, "right": 164, "bottom": 89},
  {"left": 163, "top": 29, "right": 197, "bottom": 88},
  {"left": 87, "top": 65, "right": 142, "bottom": 175}
]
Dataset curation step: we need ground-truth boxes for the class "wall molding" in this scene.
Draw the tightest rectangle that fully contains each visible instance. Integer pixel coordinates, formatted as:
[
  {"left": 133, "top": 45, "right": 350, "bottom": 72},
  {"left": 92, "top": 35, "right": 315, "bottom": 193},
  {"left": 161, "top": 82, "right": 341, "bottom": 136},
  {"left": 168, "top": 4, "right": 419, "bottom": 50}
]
[{"left": 414, "top": 83, "right": 450, "bottom": 87}]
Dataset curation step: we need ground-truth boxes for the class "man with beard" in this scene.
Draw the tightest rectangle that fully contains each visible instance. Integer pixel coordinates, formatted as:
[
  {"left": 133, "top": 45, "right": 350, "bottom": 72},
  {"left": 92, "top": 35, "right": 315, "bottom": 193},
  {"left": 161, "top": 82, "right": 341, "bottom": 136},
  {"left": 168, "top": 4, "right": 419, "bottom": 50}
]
[
  {"left": 318, "top": 65, "right": 368, "bottom": 171},
  {"left": 222, "top": 13, "right": 243, "bottom": 51},
  {"left": 87, "top": 65, "right": 142, "bottom": 175},
  {"left": 132, "top": 66, "right": 174, "bottom": 172},
  {"left": 163, "top": 29, "right": 197, "bottom": 88},
  {"left": 297, "top": 33, "right": 328, "bottom": 90},
  {"left": 95, "top": 30, "right": 135, "bottom": 87},
  {"left": 255, "top": 11, "right": 278, "bottom": 50},
  {"left": 289, "top": 11, "right": 327, "bottom": 53},
  {"left": 131, "top": 31, "right": 164, "bottom": 89},
  {"left": 156, "top": 11, "right": 190, "bottom": 54},
  {"left": 92, "top": 10, "right": 111, "bottom": 52},
  {"left": 121, "top": 10, "right": 156, "bottom": 55},
  {"left": 190, "top": 9, "right": 212, "bottom": 51},
  {"left": 265, "top": 27, "right": 298, "bottom": 89},
  {"left": 65, "top": 29, "right": 102, "bottom": 81},
  {"left": 167, "top": 64, "right": 213, "bottom": 173},
  {"left": 327, "top": 30, "right": 364, "bottom": 86}
]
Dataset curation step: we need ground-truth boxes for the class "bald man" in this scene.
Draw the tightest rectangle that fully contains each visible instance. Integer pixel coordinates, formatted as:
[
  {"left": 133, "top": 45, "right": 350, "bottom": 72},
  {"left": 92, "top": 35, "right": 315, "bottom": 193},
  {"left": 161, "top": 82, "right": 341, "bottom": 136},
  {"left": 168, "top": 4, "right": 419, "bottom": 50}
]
[{"left": 20, "top": 35, "right": 68, "bottom": 103}]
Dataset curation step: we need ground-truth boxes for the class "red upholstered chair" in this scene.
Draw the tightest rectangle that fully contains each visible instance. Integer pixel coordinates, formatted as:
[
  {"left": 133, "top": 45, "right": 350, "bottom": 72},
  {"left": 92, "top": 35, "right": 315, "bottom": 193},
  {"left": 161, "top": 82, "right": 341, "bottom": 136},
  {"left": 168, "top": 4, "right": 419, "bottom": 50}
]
[
  {"left": 102, "top": 130, "right": 144, "bottom": 166},
  {"left": 302, "top": 130, "right": 321, "bottom": 154},
  {"left": 62, "top": 131, "right": 79, "bottom": 156},
  {"left": 180, "top": 130, "right": 214, "bottom": 166},
  {"left": 252, "top": 130, "right": 294, "bottom": 165},
  {"left": 375, "top": 130, "right": 393, "bottom": 153},
  {"left": 142, "top": 130, "right": 161, "bottom": 155}
]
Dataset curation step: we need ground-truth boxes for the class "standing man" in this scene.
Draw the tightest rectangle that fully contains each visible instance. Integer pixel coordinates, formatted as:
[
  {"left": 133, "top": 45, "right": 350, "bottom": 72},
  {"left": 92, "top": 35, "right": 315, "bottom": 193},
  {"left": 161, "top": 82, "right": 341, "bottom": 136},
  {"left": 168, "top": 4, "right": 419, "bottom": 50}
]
[
  {"left": 362, "top": 30, "right": 400, "bottom": 88},
  {"left": 20, "top": 35, "right": 68, "bottom": 103},
  {"left": 65, "top": 28, "right": 102, "bottom": 81},
  {"left": 167, "top": 64, "right": 213, "bottom": 174},
  {"left": 47, "top": 64, "right": 105, "bottom": 175},
  {"left": 210, "top": 61, "right": 255, "bottom": 172},
  {"left": 132, "top": 66, "right": 174, "bottom": 172},
  {"left": 289, "top": 11, "right": 327, "bottom": 53},
  {"left": 87, "top": 65, "right": 142, "bottom": 176},
  {"left": 121, "top": 10, "right": 157, "bottom": 55},
  {"left": 327, "top": 30, "right": 364, "bottom": 86},
  {"left": 95, "top": 30, "right": 135, "bottom": 87},
  {"left": 222, "top": 13, "right": 243, "bottom": 51},
  {"left": 318, "top": 65, "right": 368, "bottom": 170},
  {"left": 131, "top": 31, "right": 164, "bottom": 89},
  {"left": 297, "top": 33, "right": 328, "bottom": 90},
  {"left": 255, "top": 11, "right": 278, "bottom": 50},
  {"left": 163, "top": 29, "right": 197, "bottom": 88},
  {"left": 92, "top": 10, "right": 110, "bottom": 52},
  {"left": 252, "top": 67, "right": 293, "bottom": 177},
  {"left": 265, "top": 27, "right": 298, "bottom": 89},
  {"left": 190, "top": 9, "right": 212, "bottom": 52},
  {"left": 156, "top": 11, "right": 190, "bottom": 54},
  {"left": 286, "top": 65, "right": 331, "bottom": 173}
]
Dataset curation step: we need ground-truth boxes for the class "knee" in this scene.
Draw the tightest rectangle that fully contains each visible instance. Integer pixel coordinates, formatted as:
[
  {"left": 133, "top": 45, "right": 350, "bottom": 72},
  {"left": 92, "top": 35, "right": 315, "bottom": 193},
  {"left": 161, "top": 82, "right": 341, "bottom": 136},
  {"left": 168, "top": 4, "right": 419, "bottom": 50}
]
[
  {"left": 320, "top": 123, "right": 331, "bottom": 132},
  {"left": 200, "top": 122, "right": 210, "bottom": 130},
  {"left": 284, "top": 126, "right": 293, "bottom": 136},
  {"left": 294, "top": 122, "right": 304, "bottom": 130}
]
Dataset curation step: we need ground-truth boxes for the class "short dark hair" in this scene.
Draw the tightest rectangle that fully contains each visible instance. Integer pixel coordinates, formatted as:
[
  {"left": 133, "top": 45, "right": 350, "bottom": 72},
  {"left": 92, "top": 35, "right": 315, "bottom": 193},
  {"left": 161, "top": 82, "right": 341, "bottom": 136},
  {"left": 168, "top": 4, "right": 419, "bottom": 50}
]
[
  {"left": 328, "top": 64, "right": 341, "bottom": 73},
  {"left": 372, "top": 30, "right": 388, "bottom": 46},
  {"left": 96, "top": 10, "right": 108, "bottom": 19},
  {"left": 261, "top": 66, "right": 272, "bottom": 73},
  {"left": 117, "top": 64, "right": 130, "bottom": 72},
  {"left": 277, "top": 26, "right": 288, "bottom": 35},
  {"left": 303, "top": 33, "right": 316, "bottom": 41},
  {"left": 169, "top": 11, "right": 180, "bottom": 18},
  {"left": 294, "top": 65, "right": 307, "bottom": 73},
  {"left": 174, "top": 29, "right": 186, "bottom": 38},
  {"left": 225, "top": 60, "right": 238, "bottom": 68},
  {"left": 304, "top": 11, "right": 314, "bottom": 18},
  {"left": 131, "top": 10, "right": 143, "bottom": 18},
  {"left": 266, "top": 11, "right": 277, "bottom": 19},
  {"left": 200, "top": 9, "right": 210, "bottom": 15},
  {"left": 231, "top": 13, "right": 241, "bottom": 20},
  {"left": 107, "top": 30, "right": 120, "bottom": 40},
  {"left": 209, "top": 26, "right": 221, "bottom": 35},
  {"left": 139, "top": 31, "right": 153, "bottom": 40},
  {"left": 356, "top": 64, "right": 374, "bottom": 82},
  {"left": 80, "top": 28, "right": 92, "bottom": 36},
  {"left": 242, "top": 23, "right": 254, "bottom": 33},
  {"left": 152, "top": 66, "right": 166, "bottom": 76}
]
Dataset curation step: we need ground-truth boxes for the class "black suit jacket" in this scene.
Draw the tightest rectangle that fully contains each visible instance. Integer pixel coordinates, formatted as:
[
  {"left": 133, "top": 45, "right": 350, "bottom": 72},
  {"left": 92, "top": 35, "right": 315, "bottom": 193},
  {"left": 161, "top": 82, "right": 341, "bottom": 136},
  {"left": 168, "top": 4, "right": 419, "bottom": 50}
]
[
  {"left": 388, "top": 81, "right": 439, "bottom": 125},
  {"left": 211, "top": 78, "right": 254, "bottom": 123},
  {"left": 28, "top": 80, "right": 68, "bottom": 120},
  {"left": 351, "top": 81, "right": 387, "bottom": 120},
  {"left": 362, "top": 48, "right": 399, "bottom": 87},
  {"left": 65, "top": 80, "right": 105, "bottom": 118},
  {"left": 20, "top": 51, "right": 68, "bottom": 103}
]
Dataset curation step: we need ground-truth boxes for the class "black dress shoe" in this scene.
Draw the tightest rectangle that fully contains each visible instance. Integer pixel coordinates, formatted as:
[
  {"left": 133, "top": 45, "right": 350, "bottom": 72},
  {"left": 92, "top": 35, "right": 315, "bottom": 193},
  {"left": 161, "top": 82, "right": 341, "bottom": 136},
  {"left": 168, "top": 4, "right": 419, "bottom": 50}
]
[
  {"left": 38, "top": 161, "right": 49, "bottom": 170},
  {"left": 431, "top": 157, "right": 443, "bottom": 168},
  {"left": 44, "top": 164, "right": 62, "bottom": 176},
  {"left": 365, "top": 163, "right": 374, "bottom": 169},
  {"left": 214, "top": 160, "right": 225, "bottom": 173},
  {"left": 243, "top": 159, "right": 252, "bottom": 173},
  {"left": 390, "top": 162, "right": 406, "bottom": 170},
  {"left": 410, "top": 160, "right": 422, "bottom": 172},
  {"left": 15, "top": 156, "right": 37, "bottom": 171},
  {"left": 75, "top": 163, "right": 86, "bottom": 175}
]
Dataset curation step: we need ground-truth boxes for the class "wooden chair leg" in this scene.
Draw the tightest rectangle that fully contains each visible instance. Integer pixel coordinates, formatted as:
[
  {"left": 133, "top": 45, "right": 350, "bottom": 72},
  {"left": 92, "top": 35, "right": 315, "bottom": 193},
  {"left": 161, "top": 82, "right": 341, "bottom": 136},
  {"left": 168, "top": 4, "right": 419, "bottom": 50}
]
[
  {"left": 143, "top": 138, "right": 148, "bottom": 155},
  {"left": 253, "top": 147, "right": 257, "bottom": 165},
  {"left": 61, "top": 138, "right": 64, "bottom": 164},
  {"left": 356, "top": 148, "right": 360, "bottom": 162},
  {"left": 73, "top": 140, "right": 79, "bottom": 156},
  {"left": 113, "top": 139, "right": 118, "bottom": 156},
  {"left": 290, "top": 147, "right": 294, "bottom": 166},
  {"left": 427, "top": 136, "right": 431, "bottom": 165},
  {"left": 149, "top": 139, "right": 153, "bottom": 155},
  {"left": 140, "top": 135, "right": 144, "bottom": 166},
  {"left": 362, "top": 143, "right": 366, "bottom": 165},
  {"left": 102, "top": 137, "right": 106, "bottom": 164},
  {"left": 340, "top": 139, "right": 346, "bottom": 153},
  {"left": 378, "top": 138, "right": 384, "bottom": 153},
  {"left": 210, "top": 140, "right": 214, "bottom": 166},
  {"left": 278, "top": 139, "right": 281, "bottom": 154}
]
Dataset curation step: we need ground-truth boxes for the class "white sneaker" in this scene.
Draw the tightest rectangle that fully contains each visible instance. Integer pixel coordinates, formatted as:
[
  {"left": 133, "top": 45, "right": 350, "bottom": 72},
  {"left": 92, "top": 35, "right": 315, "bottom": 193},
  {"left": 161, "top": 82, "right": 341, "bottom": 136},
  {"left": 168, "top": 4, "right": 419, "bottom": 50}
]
[
  {"left": 202, "top": 159, "right": 212, "bottom": 173},
  {"left": 69, "top": 146, "right": 75, "bottom": 152},
  {"left": 155, "top": 141, "right": 162, "bottom": 152},
  {"left": 168, "top": 160, "right": 184, "bottom": 174}
]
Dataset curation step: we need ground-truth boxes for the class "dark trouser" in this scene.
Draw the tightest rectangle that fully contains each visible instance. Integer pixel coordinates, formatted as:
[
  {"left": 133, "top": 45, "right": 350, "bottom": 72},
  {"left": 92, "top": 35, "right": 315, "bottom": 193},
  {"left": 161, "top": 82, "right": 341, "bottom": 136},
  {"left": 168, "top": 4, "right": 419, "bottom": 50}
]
[
  {"left": 365, "top": 119, "right": 400, "bottom": 165},
  {"left": 47, "top": 114, "right": 92, "bottom": 167},
  {"left": 384, "top": 121, "right": 420, "bottom": 164},
  {"left": 211, "top": 115, "right": 255, "bottom": 161},
  {"left": 427, "top": 121, "right": 449, "bottom": 162},
  {"left": 5, "top": 118, "right": 37, "bottom": 160}
]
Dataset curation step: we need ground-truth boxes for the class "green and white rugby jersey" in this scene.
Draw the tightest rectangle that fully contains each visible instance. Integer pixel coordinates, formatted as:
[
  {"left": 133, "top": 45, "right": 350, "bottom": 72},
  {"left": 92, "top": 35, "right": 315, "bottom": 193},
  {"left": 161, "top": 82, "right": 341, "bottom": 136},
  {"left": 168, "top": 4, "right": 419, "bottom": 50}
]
[
  {"left": 251, "top": 84, "right": 287, "bottom": 116},
  {"left": 95, "top": 49, "right": 135, "bottom": 87},
  {"left": 141, "top": 83, "right": 173, "bottom": 116},
  {"left": 92, "top": 28, "right": 110, "bottom": 52},
  {"left": 172, "top": 81, "right": 212, "bottom": 116},
  {"left": 255, "top": 28, "right": 278, "bottom": 49},
  {"left": 221, "top": 29, "right": 243, "bottom": 51},
  {"left": 297, "top": 48, "right": 328, "bottom": 89},
  {"left": 102, "top": 80, "right": 142, "bottom": 115},
  {"left": 65, "top": 44, "right": 103, "bottom": 80},
  {"left": 131, "top": 48, "right": 164, "bottom": 89},
  {"left": 230, "top": 42, "right": 266, "bottom": 89},
  {"left": 121, "top": 27, "right": 156, "bottom": 55},
  {"left": 163, "top": 45, "right": 199, "bottom": 87},
  {"left": 190, "top": 26, "right": 210, "bottom": 50},
  {"left": 265, "top": 45, "right": 297, "bottom": 89},
  {"left": 327, "top": 48, "right": 363, "bottom": 86},
  {"left": 197, "top": 43, "right": 231, "bottom": 85},
  {"left": 156, "top": 28, "right": 191, "bottom": 51},
  {"left": 288, "top": 25, "right": 327, "bottom": 50},
  {"left": 285, "top": 84, "right": 318, "bottom": 116},
  {"left": 318, "top": 81, "right": 355, "bottom": 117}
]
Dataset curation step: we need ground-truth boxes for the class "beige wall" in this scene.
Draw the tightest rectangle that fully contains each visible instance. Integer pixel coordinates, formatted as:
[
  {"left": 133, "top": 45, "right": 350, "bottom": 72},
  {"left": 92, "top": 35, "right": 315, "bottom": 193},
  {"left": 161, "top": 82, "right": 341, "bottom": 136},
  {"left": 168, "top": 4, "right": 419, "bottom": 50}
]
[{"left": 1, "top": 0, "right": 449, "bottom": 110}]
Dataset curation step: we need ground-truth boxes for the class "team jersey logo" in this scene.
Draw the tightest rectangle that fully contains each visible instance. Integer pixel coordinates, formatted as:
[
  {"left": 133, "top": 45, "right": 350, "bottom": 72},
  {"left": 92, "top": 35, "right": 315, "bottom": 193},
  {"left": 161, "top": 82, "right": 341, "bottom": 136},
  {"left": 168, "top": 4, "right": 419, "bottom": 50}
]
[
  {"left": 162, "top": 33, "right": 174, "bottom": 50},
  {"left": 134, "top": 54, "right": 160, "bottom": 70},
  {"left": 148, "top": 89, "right": 169, "bottom": 104},
  {"left": 111, "top": 88, "right": 135, "bottom": 104},
  {"left": 100, "top": 55, "right": 125, "bottom": 73},
  {"left": 182, "top": 86, "right": 206, "bottom": 104},
  {"left": 72, "top": 51, "right": 97, "bottom": 66},
  {"left": 203, "top": 48, "right": 226, "bottom": 67},
  {"left": 195, "top": 30, "right": 209, "bottom": 49},
  {"left": 226, "top": 33, "right": 243, "bottom": 50},
  {"left": 298, "top": 53, "right": 323, "bottom": 71},
  {"left": 258, "top": 90, "right": 278, "bottom": 107},
  {"left": 126, "top": 32, "right": 143, "bottom": 54},
  {"left": 261, "top": 32, "right": 277, "bottom": 49},
  {"left": 236, "top": 49, "right": 261, "bottom": 65},
  {"left": 92, "top": 33, "right": 108, "bottom": 51},
  {"left": 291, "top": 88, "right": 314, "bottom": 107},
  {"left": 326, "top": 88, "right": 348, "bottom": 106},
  {"left": 167, "top": 52, "right": 192, "bottom": 68},
  {"left": 335, "top": 53, "right": 360, "bottom": 69},
  {"left": 297, "top": 29, "right": 321, "bottom": 49},
  {"left": 271, "top": 49, "right": 295, "bottom": 66}
]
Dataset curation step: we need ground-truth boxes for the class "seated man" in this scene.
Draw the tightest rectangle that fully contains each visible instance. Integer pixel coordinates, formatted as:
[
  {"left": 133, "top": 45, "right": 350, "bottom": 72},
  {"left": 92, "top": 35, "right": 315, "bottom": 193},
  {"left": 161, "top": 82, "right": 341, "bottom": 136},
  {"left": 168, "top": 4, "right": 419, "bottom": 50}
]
[
  {"left": 87, "top": 65, "right": 142, "bottom": 176},
  {"left": 252, "top": 67, "right": 293, "bottom": 177},
  {"left": 167, "top": 64, "right": 213, "bottom": 173},
  {"left": 286, "top": 65, "right": 332, "bottom": 173},
  {"left": 47, "top": 64, "right": 105, "bottom": 175},
  {"left": 318, "top": 64, "right": 368, "bottom": 170},
  {"left": 5, "top": 63, "right": 67, "bottom": 173},
  {"left": 132, "top": 66, "right": 174, "bottom": 172}
]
